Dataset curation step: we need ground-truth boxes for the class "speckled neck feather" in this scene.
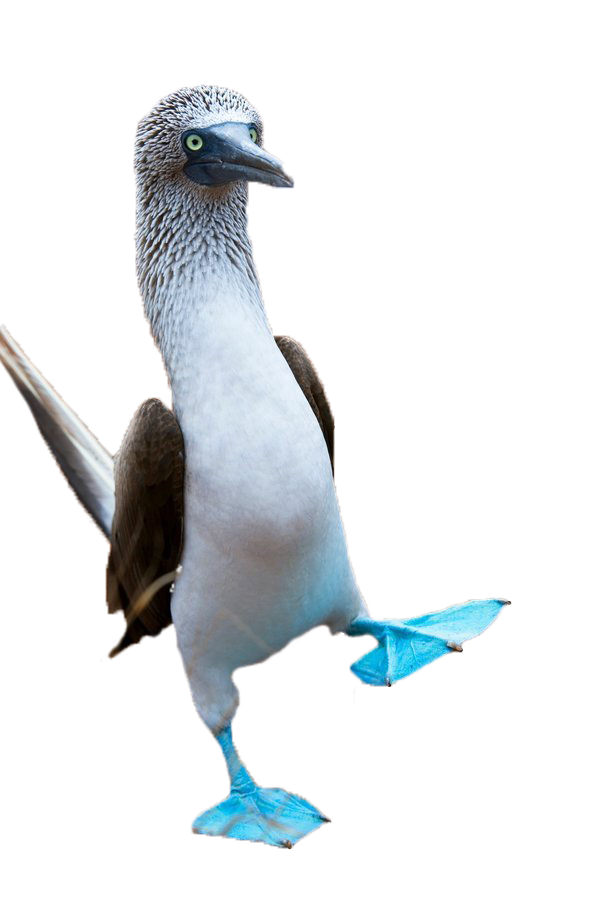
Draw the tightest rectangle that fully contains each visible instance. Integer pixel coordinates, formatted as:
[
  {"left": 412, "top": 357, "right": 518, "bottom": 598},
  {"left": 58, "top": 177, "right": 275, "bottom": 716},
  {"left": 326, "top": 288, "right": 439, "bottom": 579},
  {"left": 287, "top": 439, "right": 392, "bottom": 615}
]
[{"left": 133, "top": 86, "right": 268, "bottom": 372}]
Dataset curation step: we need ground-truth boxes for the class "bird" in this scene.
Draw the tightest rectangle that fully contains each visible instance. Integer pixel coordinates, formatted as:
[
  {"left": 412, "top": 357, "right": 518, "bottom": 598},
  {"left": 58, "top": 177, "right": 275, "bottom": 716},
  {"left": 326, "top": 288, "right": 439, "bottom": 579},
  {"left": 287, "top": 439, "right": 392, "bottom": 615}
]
[{"left": 0, "top": 85, "right": 510, "bottom": 848}]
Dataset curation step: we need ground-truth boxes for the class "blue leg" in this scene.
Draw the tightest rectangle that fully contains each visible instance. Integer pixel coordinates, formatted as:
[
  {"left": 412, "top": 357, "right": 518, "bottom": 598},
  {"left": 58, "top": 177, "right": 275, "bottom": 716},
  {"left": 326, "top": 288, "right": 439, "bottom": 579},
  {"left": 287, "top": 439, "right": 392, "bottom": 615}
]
[
  {"left": 347, "top": 598, "right": 510, "bottom": 686},
  {"left": 192, "top": 726, "right": 329, "bottom": 848}
]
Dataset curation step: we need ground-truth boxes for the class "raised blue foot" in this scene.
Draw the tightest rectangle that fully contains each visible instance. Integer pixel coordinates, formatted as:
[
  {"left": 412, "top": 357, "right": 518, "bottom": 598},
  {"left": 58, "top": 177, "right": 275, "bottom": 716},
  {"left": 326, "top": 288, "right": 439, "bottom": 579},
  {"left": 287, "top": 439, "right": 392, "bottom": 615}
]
[
  {"left": 193, "top": 726, "right": 328, "bottom": 848},
  {"left": 347, "top": 598, "right": 510, "bottom": 686}
]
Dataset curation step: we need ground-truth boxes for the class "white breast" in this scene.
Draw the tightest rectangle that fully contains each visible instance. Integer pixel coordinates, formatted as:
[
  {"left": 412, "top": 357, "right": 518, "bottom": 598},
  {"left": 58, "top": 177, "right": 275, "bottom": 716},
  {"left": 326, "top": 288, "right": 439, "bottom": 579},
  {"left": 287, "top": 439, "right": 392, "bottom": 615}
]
[{"left": 168, "top": 289, "right": 362, "bottom": 686}]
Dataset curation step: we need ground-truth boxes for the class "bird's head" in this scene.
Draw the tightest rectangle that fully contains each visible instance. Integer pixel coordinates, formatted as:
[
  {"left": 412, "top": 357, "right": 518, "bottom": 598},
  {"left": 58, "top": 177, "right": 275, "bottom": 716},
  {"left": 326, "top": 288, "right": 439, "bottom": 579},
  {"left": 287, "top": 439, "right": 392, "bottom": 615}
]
[{"left": 135, "top": 86, "right": 293, "bottom": 194}]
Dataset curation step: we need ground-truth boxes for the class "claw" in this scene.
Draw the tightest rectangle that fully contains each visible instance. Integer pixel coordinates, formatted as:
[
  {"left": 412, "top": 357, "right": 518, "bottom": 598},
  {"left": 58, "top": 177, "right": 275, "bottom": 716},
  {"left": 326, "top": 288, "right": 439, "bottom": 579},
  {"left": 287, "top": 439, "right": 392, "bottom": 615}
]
[
  {"left": 447, "top": 641, "right": 463, "bottom": 652},
  {"left": 281, "top": 839, "right": 293, "bottom": 849}
]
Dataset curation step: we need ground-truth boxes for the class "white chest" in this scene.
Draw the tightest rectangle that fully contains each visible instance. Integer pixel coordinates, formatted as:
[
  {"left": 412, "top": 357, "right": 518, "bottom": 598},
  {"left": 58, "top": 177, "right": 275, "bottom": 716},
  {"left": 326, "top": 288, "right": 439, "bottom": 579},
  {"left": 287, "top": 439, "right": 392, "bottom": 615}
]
[
  {"left": 173, "top": 298, "right": 333, "bottom": 541},
  {"left": 167, "top": 293, "right": 360, "bottom": 673}
]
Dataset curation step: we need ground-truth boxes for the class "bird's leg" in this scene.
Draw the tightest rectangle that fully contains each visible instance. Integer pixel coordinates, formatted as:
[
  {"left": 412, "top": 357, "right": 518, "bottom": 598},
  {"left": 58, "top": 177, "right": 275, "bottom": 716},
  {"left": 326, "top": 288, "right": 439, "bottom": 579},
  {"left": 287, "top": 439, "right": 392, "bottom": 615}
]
[
  {"left": 192, "top": 724, "right": 329, "bottom": 848},
  {"left": 215, "top": 727, "right": 257, "bottom": 793},
  {"left": 346, "top": 598, "right": 510, "bottom": 686}
]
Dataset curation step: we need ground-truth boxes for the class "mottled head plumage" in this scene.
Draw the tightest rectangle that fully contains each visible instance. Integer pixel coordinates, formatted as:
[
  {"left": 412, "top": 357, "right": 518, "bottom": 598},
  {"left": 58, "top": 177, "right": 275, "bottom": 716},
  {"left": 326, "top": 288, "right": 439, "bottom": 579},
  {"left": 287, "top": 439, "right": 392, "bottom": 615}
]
[
  {"left": 135, "top": 85, "right": 263, "bottom": 179},
  {"left": 135, "top": 86, "right": 276, "bottom": 367}
]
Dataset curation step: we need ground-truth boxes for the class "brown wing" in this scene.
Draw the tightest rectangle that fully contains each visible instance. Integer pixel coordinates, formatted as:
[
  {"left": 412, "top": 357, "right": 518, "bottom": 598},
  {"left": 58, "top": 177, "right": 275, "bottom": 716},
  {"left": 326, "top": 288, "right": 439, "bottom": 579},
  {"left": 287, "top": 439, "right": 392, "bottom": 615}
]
[
  {"left": 106, "top": 399, "right": 184, "bottom": 657},
  {"left": 275, "top": 335, "right": 335, "bottom": 473}
]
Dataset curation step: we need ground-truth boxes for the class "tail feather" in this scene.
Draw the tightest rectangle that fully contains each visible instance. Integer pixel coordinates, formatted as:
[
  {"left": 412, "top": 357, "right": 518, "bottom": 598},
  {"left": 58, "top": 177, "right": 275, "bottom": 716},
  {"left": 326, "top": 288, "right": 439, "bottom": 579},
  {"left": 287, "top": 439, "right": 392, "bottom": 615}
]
[{"left": 0, "top": 325, "right": 115, "bottom": 538}]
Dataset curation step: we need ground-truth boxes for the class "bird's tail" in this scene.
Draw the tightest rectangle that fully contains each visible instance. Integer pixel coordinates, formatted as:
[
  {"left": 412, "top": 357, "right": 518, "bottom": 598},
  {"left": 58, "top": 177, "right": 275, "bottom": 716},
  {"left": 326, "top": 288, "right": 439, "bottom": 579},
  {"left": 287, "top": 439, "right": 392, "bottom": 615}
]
[{"left": 0, "top": 326, "right": 115, "bottom": 538}]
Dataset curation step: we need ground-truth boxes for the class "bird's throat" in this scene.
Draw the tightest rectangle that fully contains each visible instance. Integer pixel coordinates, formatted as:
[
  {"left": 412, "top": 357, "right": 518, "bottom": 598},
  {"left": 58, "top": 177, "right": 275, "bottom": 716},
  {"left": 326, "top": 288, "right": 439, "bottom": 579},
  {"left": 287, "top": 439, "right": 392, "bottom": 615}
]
[{"left": 136, "top": 177, "right": 267, "bottom": 377}]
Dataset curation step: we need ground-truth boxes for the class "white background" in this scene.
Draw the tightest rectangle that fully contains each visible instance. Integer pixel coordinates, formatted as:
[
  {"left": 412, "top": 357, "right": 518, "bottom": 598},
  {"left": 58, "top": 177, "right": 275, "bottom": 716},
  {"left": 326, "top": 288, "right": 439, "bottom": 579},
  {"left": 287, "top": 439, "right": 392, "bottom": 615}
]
[{"left": 0, "top": 2, "right": 598, "bottom": 900}]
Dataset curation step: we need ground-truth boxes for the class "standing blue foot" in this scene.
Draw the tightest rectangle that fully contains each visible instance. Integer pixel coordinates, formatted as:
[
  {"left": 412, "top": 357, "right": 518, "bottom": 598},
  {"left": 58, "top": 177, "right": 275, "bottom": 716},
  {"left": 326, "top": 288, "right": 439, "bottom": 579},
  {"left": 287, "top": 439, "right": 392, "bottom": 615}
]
[
  {"left": 347, "top": 598, "right": 510, "bottom": 686},
  {"left": 192, "top": 726, "right": 328, "bottom": 848}
]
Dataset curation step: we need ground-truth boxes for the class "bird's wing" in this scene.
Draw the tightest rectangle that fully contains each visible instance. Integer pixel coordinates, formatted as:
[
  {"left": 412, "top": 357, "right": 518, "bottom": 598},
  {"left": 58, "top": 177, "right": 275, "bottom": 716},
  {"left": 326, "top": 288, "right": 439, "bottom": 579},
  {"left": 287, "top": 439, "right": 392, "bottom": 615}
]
[
  {"left": 275, "top": 336, "right": 334, "bottom": 473},
  {"left": 0, "top": 326, "right": 115, "bottom": 537},
  {"left": 106, "top": 399, "right": 184, "bottom": 657}
]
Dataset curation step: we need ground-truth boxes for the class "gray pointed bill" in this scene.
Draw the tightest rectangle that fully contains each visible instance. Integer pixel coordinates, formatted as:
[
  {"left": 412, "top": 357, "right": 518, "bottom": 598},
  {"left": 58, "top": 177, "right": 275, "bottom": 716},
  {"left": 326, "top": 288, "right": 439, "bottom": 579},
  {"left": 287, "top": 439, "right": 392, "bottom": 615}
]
[{"left": 183, "top": 122, "right": 293, "bottom": 188}]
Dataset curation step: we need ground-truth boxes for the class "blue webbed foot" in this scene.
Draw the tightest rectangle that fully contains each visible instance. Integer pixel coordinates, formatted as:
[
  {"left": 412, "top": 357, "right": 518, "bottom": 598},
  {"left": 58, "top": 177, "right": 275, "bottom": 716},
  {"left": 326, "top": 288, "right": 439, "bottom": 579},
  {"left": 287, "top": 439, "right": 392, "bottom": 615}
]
[
  {"left": 193, "top": 784, "right": 328, "bottom": 848},
  {"left": 193, "top": 725, "right": 328, "bottom": 848},
  {"left": 347, "top": 598, "right": 510, "bottom": 686}
]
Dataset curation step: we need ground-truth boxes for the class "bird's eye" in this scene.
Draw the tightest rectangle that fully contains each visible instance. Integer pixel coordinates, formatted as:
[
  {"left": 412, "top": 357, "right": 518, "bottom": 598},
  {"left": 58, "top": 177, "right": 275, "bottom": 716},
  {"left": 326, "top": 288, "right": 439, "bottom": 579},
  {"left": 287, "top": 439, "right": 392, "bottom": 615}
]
[
  {"left": 184, "top": 133, "right": 203, "bottom": 152},
  {"left": 248, "top": 126, "right": 258, "bottom": 144}
]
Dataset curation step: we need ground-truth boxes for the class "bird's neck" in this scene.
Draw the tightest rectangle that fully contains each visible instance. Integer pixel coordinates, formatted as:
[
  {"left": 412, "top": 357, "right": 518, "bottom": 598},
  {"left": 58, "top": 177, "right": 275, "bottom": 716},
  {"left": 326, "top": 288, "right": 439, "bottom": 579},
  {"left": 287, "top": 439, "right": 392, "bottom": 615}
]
[{"left": 136, "top": 177, "right": 269, "bottom": 381}]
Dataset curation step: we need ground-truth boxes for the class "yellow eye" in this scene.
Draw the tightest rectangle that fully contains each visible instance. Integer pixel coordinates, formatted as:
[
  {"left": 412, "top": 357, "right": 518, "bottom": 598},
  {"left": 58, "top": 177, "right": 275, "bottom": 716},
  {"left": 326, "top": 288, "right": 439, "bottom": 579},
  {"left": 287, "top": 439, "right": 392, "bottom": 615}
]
[
  {"left": 248, "top": 126, "right": 258, "bottom": 144},
  {"left": 185, "top": 133, "right": 203, "bottom": 152}
]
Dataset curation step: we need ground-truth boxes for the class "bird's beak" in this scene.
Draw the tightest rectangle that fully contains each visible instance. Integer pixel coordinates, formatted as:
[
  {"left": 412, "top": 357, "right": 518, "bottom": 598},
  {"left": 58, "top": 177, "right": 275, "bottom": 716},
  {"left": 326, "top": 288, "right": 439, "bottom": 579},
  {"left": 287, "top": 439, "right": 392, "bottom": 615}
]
[{"left": 183, "top": 122, "right": 293, "bottom": 188}]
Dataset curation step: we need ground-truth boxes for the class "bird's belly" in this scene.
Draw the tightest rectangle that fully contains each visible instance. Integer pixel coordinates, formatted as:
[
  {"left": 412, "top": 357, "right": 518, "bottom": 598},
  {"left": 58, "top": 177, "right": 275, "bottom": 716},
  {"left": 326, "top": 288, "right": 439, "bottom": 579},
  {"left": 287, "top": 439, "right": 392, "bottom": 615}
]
[
  {"left": 174, "top": 525, "right": 351, "bottom": 670},
  {"left": 171, "top": 368, "right": 359, "bottom": 672}
]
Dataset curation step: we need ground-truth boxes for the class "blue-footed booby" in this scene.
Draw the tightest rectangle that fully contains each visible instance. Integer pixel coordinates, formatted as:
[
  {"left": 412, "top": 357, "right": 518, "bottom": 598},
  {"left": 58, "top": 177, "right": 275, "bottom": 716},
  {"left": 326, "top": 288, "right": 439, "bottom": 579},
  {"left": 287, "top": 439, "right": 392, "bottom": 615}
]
[{"left": 0, "top": 85, "right": 510, "bottom": 848}]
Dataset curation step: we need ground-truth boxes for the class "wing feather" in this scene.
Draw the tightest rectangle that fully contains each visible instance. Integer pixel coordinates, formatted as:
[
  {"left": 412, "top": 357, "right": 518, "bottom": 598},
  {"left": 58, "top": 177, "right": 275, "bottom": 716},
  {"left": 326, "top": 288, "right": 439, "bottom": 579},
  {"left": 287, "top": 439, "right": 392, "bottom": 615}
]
[
  {"left": 275, "top": 335, "right": 334, "bottom": 472},
  {"left": 0, "top": 326, "right": 115, "bottom": 537},
  {"left": 106, "top": 399, "right": 184, "bottom": 657}
]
